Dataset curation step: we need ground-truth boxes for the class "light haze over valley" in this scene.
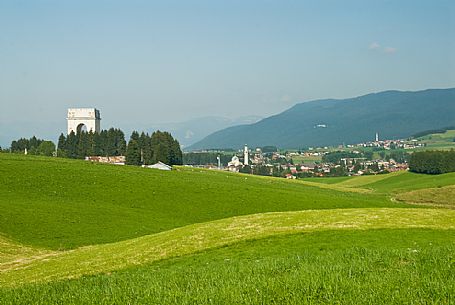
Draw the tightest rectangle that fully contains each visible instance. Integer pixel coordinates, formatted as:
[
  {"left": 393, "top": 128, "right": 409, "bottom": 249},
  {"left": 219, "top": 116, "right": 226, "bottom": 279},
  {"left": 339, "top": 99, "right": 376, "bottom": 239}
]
[
  {"left": 1, "top": 0, "right": 454, "bottom": 146},
  {"left": 2, "top": 2, "right": 455, "bottom": 304}
]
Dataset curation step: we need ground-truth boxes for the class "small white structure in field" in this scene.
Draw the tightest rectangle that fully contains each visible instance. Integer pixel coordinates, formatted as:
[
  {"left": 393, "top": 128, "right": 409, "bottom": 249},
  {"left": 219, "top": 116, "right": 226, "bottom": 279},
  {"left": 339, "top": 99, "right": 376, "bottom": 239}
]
[
  {"left": 143, "top": 162, "right": 172, "bottom": 171},
  {"left": 67, "top": 108, "right": 101, "bottom": 134}
]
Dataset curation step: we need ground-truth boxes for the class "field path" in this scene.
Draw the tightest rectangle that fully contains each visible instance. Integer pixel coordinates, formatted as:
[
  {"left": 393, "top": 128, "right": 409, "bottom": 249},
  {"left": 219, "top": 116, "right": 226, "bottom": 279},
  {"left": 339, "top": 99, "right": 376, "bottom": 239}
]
[
  {"left": 1, "top": 207, "right": 454, "bottom": 287},
  {"left": 0, "top": 236, "right": 55, "bottom": 266}
]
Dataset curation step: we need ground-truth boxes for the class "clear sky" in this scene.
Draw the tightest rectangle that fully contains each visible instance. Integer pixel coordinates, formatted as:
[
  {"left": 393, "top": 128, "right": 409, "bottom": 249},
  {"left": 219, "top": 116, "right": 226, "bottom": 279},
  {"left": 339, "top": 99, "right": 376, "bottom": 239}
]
[{"left": 0, "top": 0, "right": 454, "bottom": 146}]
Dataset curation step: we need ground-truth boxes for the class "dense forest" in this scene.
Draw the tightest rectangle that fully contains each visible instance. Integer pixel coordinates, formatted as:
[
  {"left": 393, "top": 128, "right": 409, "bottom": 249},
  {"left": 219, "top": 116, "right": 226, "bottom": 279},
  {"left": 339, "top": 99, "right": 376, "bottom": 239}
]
[
  {"left": 411, "top": 126, "right": 455, "bottom": 138},
  {"left": 125, "top": 130, "right": 182, "bottom": 166},
  {"left": 409, "top": 150, "right": 455, "bottom": 174},
  {"left": 189, "top": 88, "right": 455, "bottom": 150}
]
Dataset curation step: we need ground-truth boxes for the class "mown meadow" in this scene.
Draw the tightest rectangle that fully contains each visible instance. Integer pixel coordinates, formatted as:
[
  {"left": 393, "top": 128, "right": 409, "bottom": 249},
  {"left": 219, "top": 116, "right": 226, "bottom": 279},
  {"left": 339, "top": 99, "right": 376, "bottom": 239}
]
[{"left": 0, "top": 153, "right": 454, "bottom": 304}]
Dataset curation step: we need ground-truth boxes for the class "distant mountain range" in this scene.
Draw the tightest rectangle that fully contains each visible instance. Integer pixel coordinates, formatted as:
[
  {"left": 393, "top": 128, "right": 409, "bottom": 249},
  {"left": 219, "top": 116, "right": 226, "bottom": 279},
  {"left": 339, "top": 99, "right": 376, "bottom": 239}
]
[
  {"left": 0, "top": 116, "right": 263, "bottom": 149},
  {"left": 188, "top": 88, "right": 455, "bottom": 150},
  {"left": 145, "top": 116, "right": 263, "bottom": 148}
]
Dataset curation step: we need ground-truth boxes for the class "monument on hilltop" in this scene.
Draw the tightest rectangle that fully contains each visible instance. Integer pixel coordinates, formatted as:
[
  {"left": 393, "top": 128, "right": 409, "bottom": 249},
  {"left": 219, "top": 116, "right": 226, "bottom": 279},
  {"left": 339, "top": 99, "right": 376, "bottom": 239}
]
[{"left": 67, "top": 108, "right": 101, "bottom": 134}]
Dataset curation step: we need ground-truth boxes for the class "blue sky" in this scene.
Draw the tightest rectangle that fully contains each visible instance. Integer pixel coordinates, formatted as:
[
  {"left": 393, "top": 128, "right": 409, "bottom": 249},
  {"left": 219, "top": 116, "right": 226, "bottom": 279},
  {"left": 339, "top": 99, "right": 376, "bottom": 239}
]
[{"left": 0, "top": 0, "right": 454, "bottom": 145}]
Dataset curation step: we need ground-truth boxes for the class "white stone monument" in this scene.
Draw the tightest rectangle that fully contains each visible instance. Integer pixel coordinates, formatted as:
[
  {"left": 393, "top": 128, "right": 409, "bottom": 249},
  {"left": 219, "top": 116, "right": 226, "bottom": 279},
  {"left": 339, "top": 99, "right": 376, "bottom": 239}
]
[{"left": 67, "top": 108, "right": 101, "bottom": 134}]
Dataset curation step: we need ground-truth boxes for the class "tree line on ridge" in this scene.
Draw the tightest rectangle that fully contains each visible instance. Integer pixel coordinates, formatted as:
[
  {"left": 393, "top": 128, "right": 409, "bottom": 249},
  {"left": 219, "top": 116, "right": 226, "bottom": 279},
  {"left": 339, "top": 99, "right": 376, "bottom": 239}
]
[{"left": 9, "top": 128, "right": 183, "bottom": 166}]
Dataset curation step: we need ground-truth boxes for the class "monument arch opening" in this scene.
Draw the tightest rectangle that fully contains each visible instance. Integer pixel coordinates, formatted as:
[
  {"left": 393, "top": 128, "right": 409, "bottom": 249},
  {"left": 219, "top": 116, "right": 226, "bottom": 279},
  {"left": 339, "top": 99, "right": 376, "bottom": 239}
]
[{"left": 76, "top": 123, "right": 88, "bottom": 134}]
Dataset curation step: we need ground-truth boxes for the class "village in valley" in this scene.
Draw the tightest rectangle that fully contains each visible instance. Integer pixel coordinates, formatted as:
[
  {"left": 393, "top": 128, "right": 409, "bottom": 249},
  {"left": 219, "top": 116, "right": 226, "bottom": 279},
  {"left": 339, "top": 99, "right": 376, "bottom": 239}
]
[
  {"left": 184, "top": 140, "right": 414, "bottom": 179},
  {"left": 183, "top": 132, "right": 425, "bottom": 179},
  {"left": 5, "top": 107, "right": 436, "bottom": 179},
  {"left": 2, "top": 2, "right": 455, "bottom": 303}
]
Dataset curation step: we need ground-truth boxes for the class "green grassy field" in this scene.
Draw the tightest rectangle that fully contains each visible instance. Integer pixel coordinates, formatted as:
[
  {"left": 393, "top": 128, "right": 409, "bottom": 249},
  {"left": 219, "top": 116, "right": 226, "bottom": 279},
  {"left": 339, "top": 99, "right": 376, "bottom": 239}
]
[
  {"left": 2, "top": 229, "right": 454, "bottom": 304},
  {"left": 414, "top": 129, "right": 455, "bottom": 150},
  {"left": 303, "top": 171, "right": 455, "bottom": 194},
  {"left": 396, "top": 185, "right": 455, "bottom": 209},
  {"left": 290, "top": 154, "right": 322, "bottom": 164},
  {"left": 1, "top": 153, "right": 454, "bottom": 304},
  {"left": 0, "top": 154, "right": 400, "bottom": 250}
]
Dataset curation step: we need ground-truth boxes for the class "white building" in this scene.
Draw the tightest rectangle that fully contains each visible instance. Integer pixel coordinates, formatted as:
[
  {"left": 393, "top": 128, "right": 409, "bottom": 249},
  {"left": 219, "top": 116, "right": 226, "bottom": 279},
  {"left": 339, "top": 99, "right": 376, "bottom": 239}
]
[
  {"left": 227, "top": 156, "right": 243, "bottom": 172},
  {"left": 227, "top": 156, "right": 242, "bottom": 167},
  {"left": 67, "top": 108, "right": 101, "bottom": 134}
]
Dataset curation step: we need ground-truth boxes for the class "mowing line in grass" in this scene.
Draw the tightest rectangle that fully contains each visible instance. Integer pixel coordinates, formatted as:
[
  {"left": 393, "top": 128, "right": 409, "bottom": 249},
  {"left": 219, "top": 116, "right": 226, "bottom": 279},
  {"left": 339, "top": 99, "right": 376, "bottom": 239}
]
[{"left": 1, "top": 207, "right": 454, "bottom": 287}]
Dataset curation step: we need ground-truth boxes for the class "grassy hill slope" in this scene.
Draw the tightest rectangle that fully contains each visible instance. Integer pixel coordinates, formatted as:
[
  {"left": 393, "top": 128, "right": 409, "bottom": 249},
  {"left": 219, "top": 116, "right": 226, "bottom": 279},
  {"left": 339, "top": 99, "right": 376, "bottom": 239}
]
[
  {"left": 0, "top": 154, "right": 402, "bottom": 250},
  {"left": 304, "top": 171, "right": 455, "bottom": 194},
  {"left": 1, "top": 207, "right": 453, "bottom": 286},
  {"left": 1, "top": 154, "right": 455, "bottom": 304},
  {"left": 2, "top": 228, "right": 454, "bottom": 304},
  {"left": 416, "top": 129, "right": 455, "bottom": 150},
  {"left": 189, "top": 88, "right": 455, "bottom": 149}
]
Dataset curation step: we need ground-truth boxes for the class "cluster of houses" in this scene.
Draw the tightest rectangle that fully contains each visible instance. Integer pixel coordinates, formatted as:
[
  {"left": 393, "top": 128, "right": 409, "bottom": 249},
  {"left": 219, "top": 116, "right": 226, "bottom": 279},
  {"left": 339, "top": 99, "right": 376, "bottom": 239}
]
[
  {"left": 353, "top": 138, "right": 425, "bottom": 150},
  {"left": 210, "top": 134, "right": 412, "bottom": 178},
  {"left": 223, "top": 150, "right": 404, "bottom": 177},
  {"left": 83, "top": 133, "right": 414, "bottom": 177},
  {"left": 273, "top": 158, "right": 408, "bottom": 179}
]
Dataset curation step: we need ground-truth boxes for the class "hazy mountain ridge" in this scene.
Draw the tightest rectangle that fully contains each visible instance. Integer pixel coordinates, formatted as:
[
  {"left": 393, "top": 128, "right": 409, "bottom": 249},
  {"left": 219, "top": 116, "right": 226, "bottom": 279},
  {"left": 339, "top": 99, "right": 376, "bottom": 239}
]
[
  {"left": 188, "top": 88, "right": 455, "bottom": 150},
  {"left": 146, "top": 115, "right": 263, "bottom": 147},
  {"left": 0, "top": 116, "right": 263, "bottom": 149}
]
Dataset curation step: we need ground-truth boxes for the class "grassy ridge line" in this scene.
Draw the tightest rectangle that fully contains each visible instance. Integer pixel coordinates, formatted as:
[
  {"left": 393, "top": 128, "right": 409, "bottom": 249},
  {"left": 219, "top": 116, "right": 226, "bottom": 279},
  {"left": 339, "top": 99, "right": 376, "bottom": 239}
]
[
  {"left": 363, "top": 171, "right": 455, "bottom": 193},
  {"left": 308, "top": 171, "right": 455, "bottom": 194},
  {"left": 335, "top": 171, "right": 405, "bottom": 188},
  {"left": 293, "top": 179, "right": 370, "bottom": 193},
  {"left": 1, "top": 207, "right": 454, "bottom": 287},
  {"left": 184, "top": 167, "right": 370, "bottom": 193},
  {"left": 396, "top": 185, "right": 455, "bottom": 209}
]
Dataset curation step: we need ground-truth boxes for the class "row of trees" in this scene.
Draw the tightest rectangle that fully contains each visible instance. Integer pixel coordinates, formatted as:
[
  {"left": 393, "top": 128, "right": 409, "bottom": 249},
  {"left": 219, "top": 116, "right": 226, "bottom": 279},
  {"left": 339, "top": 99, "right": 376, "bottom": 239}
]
[
  {"left": 409, "top": 150, "right": 455, "bottom": 174},
  {"left": 126, "top": 131, "right": 183, "bottom": 166},
  {"left": 183, "top": 152, "right": 232, "bottom": 166},
  {"left": 322, "top": 151, "right": 373, "bottom": 163},
  {"left": 55, "top": 128, "right": 183, "bottom": 166},
  {"left": 10, "top": 136, "right": 56, "bottom": 156},
  {"left": 322, "top": 150, "right": 410, "bottom": 164},
  {"left": 57, "top": 128, "right": 126, "bottom": 159}
]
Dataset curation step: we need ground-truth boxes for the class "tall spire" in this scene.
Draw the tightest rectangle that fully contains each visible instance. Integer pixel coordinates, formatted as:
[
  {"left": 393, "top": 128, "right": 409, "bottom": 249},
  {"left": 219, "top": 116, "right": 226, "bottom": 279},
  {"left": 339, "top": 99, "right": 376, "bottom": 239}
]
[{"left": 244, "top": 144, "right": 249, "bottom": 166}]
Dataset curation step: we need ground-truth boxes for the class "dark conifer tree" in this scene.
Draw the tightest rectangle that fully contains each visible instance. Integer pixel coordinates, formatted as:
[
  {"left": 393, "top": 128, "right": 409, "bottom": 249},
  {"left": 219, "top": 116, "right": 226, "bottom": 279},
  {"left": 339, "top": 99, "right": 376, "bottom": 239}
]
[
  {"left": 126, "top": 138, "right": 141, "bottom": 165},
  {"left": 153, "top": 142, "right": 169, "bottom": 164},
  {"left": 116, "top": 129, "right": 127, "bottom": 156},
  {"left": 86, "top": 131, "right": 96, "bottom": 156},
  {"left": 57, "top": 133, "right": 67, "bottom": 157},
  {"left": 130, "top": 131, "right": 140, "bottom": 142},
  {"left": 76, "top": 131, "right": 89, "bottom": 159},
  {"left": 66, "top": 131, "right": 77, "bottom": 158},
  {"left": 142, "top": 134, "right": 153, "bottom": 165}
]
